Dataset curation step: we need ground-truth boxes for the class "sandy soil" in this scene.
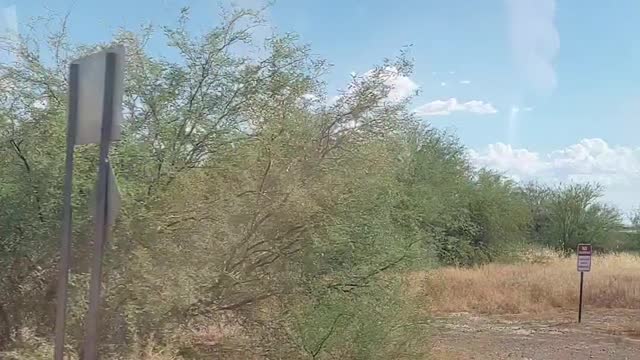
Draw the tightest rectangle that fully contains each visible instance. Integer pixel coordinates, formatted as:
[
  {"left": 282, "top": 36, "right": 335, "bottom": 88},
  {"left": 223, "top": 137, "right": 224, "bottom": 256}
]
[{"left": 430, "top": 309, "right": 640, "bottom": 359}]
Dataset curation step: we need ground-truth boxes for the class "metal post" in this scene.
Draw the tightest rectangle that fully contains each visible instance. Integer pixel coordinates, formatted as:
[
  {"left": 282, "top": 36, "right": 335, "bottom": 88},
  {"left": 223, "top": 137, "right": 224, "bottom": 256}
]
[
  {"left": 578, "top": 271, "right": 584, "bottom": 323},
  {"left": 83, "top": 52, "right": 116, "bottom": 360},
  {"left": 54, "top": 63, "right": 79, "bottom": 360}
]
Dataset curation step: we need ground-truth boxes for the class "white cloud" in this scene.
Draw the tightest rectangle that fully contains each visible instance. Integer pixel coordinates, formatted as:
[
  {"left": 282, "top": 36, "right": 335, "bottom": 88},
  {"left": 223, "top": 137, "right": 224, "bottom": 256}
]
[
  {"left": 506, "top": 0, "right": 559, "bottom": 93},
  {"left": 301, "top": 93, "right": 317, "bottom": 101},
  {"left": 523, "top": 107, "right": 533, "bottom": 111},
  {"left": 330, "top": 67, "right": 418, "bottom": 106},
  {"left": 357, "top": 67, "right": 419, "bottom": 103},
  {"left": 449, "top": 70, "right": 456, "bottom": 75},
  {"left": 459, "top": 80, "right": 471, "bottom": 85},
  {"left": 469, "top": 143, "right": 545, "bottom": 176},
  {"left": 469, "top": 138, "right": 640, "bottom": 211},
  {"left": 440, "top": 81, "right": 447, "bottom": 87},
  {"left": 414, "top": 98, "right": 498, "bottom": 117},
  {"left": 471, "top": 138, "right": 640, "bottom": 181},
  {"left": 327, "top": 95, "right": 341, "bottom": 105},
  {"left": 298, "top": 93, "right": 322, "bottom": 108},
  {"left": 377, "top": 67, "right": 419, "bottom": 103}
]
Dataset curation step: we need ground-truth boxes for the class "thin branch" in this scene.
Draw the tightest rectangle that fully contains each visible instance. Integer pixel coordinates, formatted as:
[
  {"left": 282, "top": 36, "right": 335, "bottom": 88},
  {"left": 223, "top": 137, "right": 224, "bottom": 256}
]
[
  {"left": 311, "top": 314, "right": 350, "bottom": 358},
  {"left": 329, "top": 239, "right": 420, "bottom": 292},
  {"left": 9, "top": 139, "right": 44, "bottom": 222}
]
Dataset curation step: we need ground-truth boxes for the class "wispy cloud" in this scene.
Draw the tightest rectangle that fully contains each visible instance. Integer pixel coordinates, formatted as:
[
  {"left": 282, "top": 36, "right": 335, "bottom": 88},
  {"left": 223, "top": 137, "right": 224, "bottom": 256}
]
[
  {"left": 508, "top": 105, "right": 520, "bottom": 144},
  {"left": 0, "top": 5, "right": 18, "bottom": 35},
  {"left": 414, "top": 98, "right": 498, "bottom": 117},
  {"left": 440, "top": 82, "right": 447, "bottom": 87},
  {"left": 506, "top": 0, "right": 559, "bottom": 93},
  {"left": 0, "top": 5, "right": 18, "bottom": 62},
  {"left": 1, "top": 5, "right": 18, "bottom": 39},
  {"left": 459, "top": 80, "right": 471, "bottom": 85}
]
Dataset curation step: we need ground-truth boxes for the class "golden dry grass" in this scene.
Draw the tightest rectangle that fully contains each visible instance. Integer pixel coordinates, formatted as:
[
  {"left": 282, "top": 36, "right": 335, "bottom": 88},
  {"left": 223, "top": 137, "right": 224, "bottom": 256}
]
[{"left": 413, "top": 252, "right": 640, "bottom": 314}]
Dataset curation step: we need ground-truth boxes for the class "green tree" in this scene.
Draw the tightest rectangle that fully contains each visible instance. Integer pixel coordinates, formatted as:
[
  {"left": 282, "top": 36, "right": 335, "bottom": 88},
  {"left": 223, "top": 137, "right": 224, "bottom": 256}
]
[
  {"left": 544, "top": 183, "right": 622, "bottom": 253},
  {"left": 396, "top": 127, "right": 477, "bottom": 265},
  {"left": 519, "top": 181, "right": 553, "bottom": 243},
  {"left": 466, "top": 170, "right": 531, "bottom": 262}
]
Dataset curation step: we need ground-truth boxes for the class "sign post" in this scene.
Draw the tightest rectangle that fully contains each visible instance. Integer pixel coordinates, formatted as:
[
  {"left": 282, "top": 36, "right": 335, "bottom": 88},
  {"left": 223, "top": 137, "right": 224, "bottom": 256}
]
[
  {"left": 53, "top": 45, "right": 124, "bottom": 360},
  {"left": 576, "top": 244, "right": 592, "bottom": 323},
  {"left": 54, "top": 62, "right": 79, "bottom": 360},
  {"left": 82, "top": 50, "right": 117, "bottom": 360},
  {"left": 578, "top": 271, "right": 584, "bottom": 323}
]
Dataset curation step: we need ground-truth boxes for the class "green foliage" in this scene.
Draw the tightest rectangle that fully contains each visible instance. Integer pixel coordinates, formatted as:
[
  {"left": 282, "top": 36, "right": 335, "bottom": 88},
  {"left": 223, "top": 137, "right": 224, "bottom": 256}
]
[
  {"left": 395, "top": 129, "right": 532, "bottom": 266},
  {"left": 0, "top": 328, "right": 66, "bottom": 360},
  {"left": 528, "top": 183, "right": 623, "bottom": 253},
  {"left": 467, "top": 170, "right": 531, "bottom": 261},
  {"left": 601, "top": 208, "right": 640, "bottom": 253},
  {"left": 293, "top": 277, "right": 428, "bottom": 360}
]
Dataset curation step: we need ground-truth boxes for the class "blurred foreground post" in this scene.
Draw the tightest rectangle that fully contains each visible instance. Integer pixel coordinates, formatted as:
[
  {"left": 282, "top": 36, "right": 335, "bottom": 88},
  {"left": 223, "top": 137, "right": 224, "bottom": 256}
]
[{"left": 54, "top": 63, "right": 79, "bottom": 360}]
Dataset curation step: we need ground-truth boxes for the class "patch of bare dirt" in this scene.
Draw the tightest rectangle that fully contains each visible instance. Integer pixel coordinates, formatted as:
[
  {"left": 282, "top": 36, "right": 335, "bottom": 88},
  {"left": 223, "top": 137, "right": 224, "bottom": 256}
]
[{"left": 430, "top": 309, "right": 640, "bottom": 359}]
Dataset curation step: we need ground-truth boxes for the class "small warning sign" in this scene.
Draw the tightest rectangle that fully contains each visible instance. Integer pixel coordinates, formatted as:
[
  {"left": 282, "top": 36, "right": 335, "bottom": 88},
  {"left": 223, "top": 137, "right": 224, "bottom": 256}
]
[{"left": 577, "top": 244, "right": 592, "bottom": 272}]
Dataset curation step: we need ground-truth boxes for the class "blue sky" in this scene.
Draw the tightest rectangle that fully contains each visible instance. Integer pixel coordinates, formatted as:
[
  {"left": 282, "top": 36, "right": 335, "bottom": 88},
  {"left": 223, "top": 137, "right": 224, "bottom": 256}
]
[{"left": 3, "top": 0, "right": 640, "bottom": 213}]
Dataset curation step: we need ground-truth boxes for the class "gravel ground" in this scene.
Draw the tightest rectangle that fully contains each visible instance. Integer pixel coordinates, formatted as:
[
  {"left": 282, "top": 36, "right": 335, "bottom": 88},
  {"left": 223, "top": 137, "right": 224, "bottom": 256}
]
[{"left": 430, "top": 309, "right": 640, "bottom": 359}]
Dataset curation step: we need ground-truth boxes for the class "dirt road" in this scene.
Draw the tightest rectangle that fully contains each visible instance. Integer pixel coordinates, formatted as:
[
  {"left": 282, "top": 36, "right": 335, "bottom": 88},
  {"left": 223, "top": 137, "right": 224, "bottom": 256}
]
[{"left": 430, "top": 309, "right": 640, "bottom": 359}]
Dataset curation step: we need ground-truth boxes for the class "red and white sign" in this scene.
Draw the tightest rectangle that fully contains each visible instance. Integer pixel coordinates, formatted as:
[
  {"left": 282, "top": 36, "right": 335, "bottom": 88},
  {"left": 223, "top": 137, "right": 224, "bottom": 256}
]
[{"left": 577, "top": 244, "right": 592, "bottom": 272}]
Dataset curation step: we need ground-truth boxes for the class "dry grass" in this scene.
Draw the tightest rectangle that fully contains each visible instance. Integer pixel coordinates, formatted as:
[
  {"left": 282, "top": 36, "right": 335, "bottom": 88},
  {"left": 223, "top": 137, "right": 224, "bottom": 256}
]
[{"left": 413, "top": 251, "right": 640, "bottom": 314}]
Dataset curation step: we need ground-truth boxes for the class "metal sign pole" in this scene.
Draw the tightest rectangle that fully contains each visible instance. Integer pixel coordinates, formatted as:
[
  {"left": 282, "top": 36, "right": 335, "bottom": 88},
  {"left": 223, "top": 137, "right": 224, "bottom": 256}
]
[
  {"left": 54, "top": 63, "right": 79, "bottom": 360},
  {"left": 578, "top": 271, "right": 584, "bottom": 323},
  {"left": 576, "top": 244, "right": 591, "bottom": 324},
  {"left": 82, "top": 52, "right": 117, "bottom": 360}
]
